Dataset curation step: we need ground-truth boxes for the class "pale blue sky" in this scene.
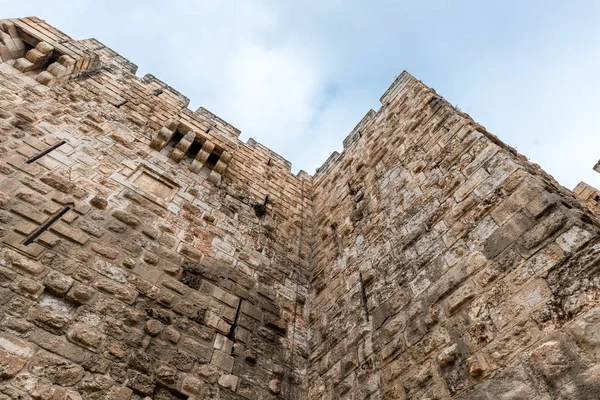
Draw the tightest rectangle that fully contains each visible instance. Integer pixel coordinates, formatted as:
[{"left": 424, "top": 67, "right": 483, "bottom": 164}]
[{"left": 2, "top": 1, "right": 599, "bottom": 189}]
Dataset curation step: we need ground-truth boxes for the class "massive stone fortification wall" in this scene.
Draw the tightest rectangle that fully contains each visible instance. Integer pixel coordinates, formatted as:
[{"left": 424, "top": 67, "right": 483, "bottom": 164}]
[
  {"left": 0, "top": 17, "right": 311, "bottom": 400},
  {"left": 308, "top": 73, "right": 600, "bottom": 399},
  {"left": 0, "top": 16, "right": 599, "bottom": 400}
]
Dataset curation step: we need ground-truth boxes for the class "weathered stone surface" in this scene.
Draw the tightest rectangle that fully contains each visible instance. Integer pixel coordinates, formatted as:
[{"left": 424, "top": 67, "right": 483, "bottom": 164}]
[
  {"left": 218, "top": 374, "right": 239, "bottom": 391},
  {"left": 67, "top": 323, "right": 106, "bottom": 351},
  {"left": 0, "top": 334, "right": 35, "bottom": 378},
  {"left": 0, "top": 17, "right": 598, "bottom": 400},
  {"left": 28, "top": 352, "right": 84, "bottom": 385}
]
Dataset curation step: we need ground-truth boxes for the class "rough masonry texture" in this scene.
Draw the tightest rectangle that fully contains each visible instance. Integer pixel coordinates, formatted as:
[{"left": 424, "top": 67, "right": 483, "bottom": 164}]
[{"left": 0, "top": 16, "right": 599, "bottom": 400}]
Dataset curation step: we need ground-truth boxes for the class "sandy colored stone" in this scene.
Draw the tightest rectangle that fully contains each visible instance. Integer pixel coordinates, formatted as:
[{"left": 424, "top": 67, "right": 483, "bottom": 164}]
[{"left": 0, "top": 16, "right": 597, "bottom": 400}]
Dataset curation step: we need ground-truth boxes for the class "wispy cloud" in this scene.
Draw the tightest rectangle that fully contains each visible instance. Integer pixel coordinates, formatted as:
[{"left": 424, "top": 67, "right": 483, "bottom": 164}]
[{"left": 1, "top": 0, "right": 599, "bottom": 187}]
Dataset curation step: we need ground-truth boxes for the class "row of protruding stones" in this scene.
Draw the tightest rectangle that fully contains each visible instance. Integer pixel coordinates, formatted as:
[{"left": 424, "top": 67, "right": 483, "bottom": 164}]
[
  {"left": 151, "top": 120, "right": 232, "bottom": 185},
  {"left": 0, "top": 21, "right": 75, "bottom": 85}
]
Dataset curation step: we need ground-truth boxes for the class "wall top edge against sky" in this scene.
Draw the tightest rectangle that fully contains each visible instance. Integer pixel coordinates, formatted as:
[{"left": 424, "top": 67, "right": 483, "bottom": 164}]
[{"left": 1, "top": 0, "right": 599, "bottom": 189}]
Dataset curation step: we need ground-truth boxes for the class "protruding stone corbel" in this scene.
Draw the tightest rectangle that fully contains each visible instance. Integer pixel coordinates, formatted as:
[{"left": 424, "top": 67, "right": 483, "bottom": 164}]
[
  {"left": 213, "top": 160, "right": 227, "bottom": 174},
  {"left": 189, "top": 140, "right": 215, "bottom": 173},
  {"left": 594, "top": 160, "right": 600, "bottom": 174},
  {"left": 36, "top": 54, "right": 77, "bottom": 85},
  {"left": 201, "top": 141, "right": 215, "bottom": 155},
  {"left": 170, "top": 131, "right": 196, "bottom": 162},
  {"left": 220, "top": 151, "right": 232, "bottom": 165},
  {"left": 206, "top": 151, "right": 232, "bottom": 184},
  {"left": 213, "top": 151, "right": 231, "bottom": 174},
  {"left": 150, "top": 120, "right": 178, "bottom": 150},
  {"left": 14, "top": 41, "right": 54, "bottom": 73}
]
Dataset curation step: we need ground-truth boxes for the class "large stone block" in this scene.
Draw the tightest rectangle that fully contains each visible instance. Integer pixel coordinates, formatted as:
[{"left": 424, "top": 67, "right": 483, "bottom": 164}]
[{"left": 29, "top": 351, "right": 84, "bottom": 385}]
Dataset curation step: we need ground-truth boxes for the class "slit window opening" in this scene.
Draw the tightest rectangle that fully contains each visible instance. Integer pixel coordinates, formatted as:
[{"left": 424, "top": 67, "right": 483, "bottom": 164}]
[
  {"left": 359, "top": 272, "right": 369, "bottom": 322},
  {"left": 187, "top": 140, "right": 203, "bottom": 159},
  {"left": 205, "top": 152, "right": 220, "bottom": 170}
]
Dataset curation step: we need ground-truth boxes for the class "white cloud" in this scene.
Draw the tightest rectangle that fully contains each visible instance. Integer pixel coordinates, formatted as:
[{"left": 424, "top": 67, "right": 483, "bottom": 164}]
[
  {"left": 218, "top": 40, "right": 324, "bottom": 144},
  {"left": 0, "top": 0, "right": 599, "bottom": 187}
]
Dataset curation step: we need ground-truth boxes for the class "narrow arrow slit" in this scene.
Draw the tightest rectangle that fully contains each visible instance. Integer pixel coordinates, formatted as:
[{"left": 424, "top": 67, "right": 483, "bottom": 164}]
[{"left": 359, "top": 272, "right": 369, "bottom": 321}]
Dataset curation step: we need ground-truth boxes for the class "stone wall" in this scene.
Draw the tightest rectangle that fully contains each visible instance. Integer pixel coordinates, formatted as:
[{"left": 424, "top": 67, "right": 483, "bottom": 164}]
[
  {"left": 0, "top": 16, "right": 599, "bottom": 400},
  {"left": 0, "top": 17, "right": 311, "bottom": 400},
  {"left": 308, "top": 72, "right": 600, "bottom": 399},
  {"left": 574, "top": 181, "right": 600, "bottom": 217}
]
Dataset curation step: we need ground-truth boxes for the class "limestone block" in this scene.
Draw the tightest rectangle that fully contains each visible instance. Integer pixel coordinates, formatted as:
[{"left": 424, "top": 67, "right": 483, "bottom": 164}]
[
  {"left": 556, "top": 226, "right": 593, "bottom": 253},
  {"left": 218, "top": 374, "right": 239, "bottom": 391},
  {"left": 196, "top": 364, "right": 219, "bottom": 384},
  {"left": 567, "top": 306, "right": 600, "bottom": 358},
  {"left": 35, "top": 41, "right": 53, "bottom": 54},
  {"left": 213, "top": 160, "right": 227, "bottom": 174},
  {"left": 145, "top": 319, "right": 164, "bottom": 336},
  {"left": 165, "top": 119, "right": 179, "bottom": 131},
  {"left": 170, "top": 131, "right": 195, "bottom": 162},
  {"left": 43, "top": 271, "right": 73, "bottom": 295},
  {"left": 211, "top": 349, "right": 234, "bottom": 372},
  {"left": 0, "top": 35, "right": 18, "bottom": 59},
  {"left": 29, "top": 351, "right": 85, "bottom": 385},
  {"left": 150, "top": 126, "right": 175, "bottom": 150},
  {"left": 207, "top": 314, "right": 231, "bottom": 334},
  {"left": 67, "top": 324, "right": 105, "bottom": 352},
  {"left": 12, "top": 373, "right": 53, "bottom": 398},
  {"left": 66, "top": 283, "right": 96, "bottom": 304},
  {"left": 510, "top": 279, "right": 552, "bottom": 313},
  {"left": 13, "top": 57, "right": 35, "bottom": 72},
  {"left": 112, "top": 209, "right": 141, "bottom": 227},
  {"left": 58, "top": 55, "right": 76, "bottom": 75},
  {"left": 189, "top": 159, "right": 203, "bottom": 173},
  {"left": 201, "top": 140, "right": 215, "bottom": 154},
  {"left": 181, "top": 375, "right": 203, "bottom": 395},
  {"left": 0, "top": 334, "right": 35, "bottom": 378},
  {"left": 207, "top": 170, "right": 221, "bottom": 185},
  {"left": 49, "top": 222, "right": 89, "bottom": 245},
  {"left": 93, "top": 278, "right": 138, "bottom": 304},
  {"left": 193, "top": 149, "right": 211, "bottom": 165},
  {"left": 0, "top": 43, "right": 10, "bottom": 61},
  {"left": 269, "top": 379, "right": 282, "bottom": 394},
  {"left": 214, "top": 334, "right": 233, "bottom": 353},
  {"left": 46, "top": 62, "right": 68, "bottom": 77},
  {"left": 35, "top": 71, "right": 55, "bottom": 85},
  {"left": 466, "top": 354, "right": 489, "bottom": 379},
  {"left": 25, "top": 49, "right": 46, "bottom": 65},
  {"left": 528, "top": 339, "right": 574, "bottom": 381},
  {"left": 220, "top": 151, "right": 232, "bottom": 164}
]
